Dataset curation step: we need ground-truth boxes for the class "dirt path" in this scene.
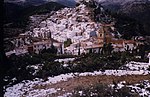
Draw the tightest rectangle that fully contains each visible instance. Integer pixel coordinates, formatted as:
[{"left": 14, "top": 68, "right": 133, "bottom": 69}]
[{"left": 33, "top": 75, "right": 150, "bottom": 97}]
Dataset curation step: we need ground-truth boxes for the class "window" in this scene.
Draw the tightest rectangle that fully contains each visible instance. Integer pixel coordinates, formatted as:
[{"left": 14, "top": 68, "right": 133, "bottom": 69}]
[{"left": 100, "top": 34, "right": 102, "bottom": 37}]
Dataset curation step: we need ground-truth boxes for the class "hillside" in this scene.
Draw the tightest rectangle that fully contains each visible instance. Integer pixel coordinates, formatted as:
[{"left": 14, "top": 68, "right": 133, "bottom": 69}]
[
  {"left": 4, "top": 61, "right": 150, "bottom": 97},
  {"left": 101, "top": 0, "right": 150, "bottom": 36},
  {"left": 4, "top": 0, "right": 47, "bottom": 6},
  {"left": 120, "top": 1, "right": 150, "bottom": 35},
  {"left": 4, "top": 3, "right": 24, "bottom": 24},
  {"left": 4, "top": 2, "right": 66, "bottom": 38},
  {"left": 3, "top": 1, "right": 150, "bottom": 97},
  {"left": 4, "top": 2, "right": 66, "bottom": 26}
]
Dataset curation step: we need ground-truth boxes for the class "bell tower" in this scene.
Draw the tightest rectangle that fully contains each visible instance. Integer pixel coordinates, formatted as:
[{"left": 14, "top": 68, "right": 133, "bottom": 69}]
[
  {"left": 97, "top": 25, "right": 105, "bottom": 45},
  {"left": 98, "top": 23, "right": 114, "bottom": 45}
]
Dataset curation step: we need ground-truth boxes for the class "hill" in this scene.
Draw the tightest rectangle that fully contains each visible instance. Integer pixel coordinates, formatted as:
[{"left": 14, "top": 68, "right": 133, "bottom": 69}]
[
  {"left": 4, "top": 2, "right": 66, "bottom": 27},
  {"left": 4, "top": 2, "right": 66, "bottom": 38},
  {"left": 101, "top": 0, "right": 150, "bottom": 36},
  {"left": 120, "top": 1, "right": 150, "bottom": 35}
]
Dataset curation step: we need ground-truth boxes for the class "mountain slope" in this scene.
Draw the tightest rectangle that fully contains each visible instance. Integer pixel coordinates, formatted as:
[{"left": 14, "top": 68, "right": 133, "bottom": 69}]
[
  {"left": 4, "top": 3, "right": 24, "bottom": 24},
  {"left": 4, "top": 0, "right": 76, "bottom": 7},
  {"left": 4, "top": 0, "right": 47, "bottom": 6},
  {"left": 120, "top": 1, "right": 150, "bottom": 35},
  {"left": 4, "top": 1, "right": 66, "bottom": 38},
  {"left": 4, "top": 2, "right": 66, "bottom": 27},
  {"left": 100, "top": 0, "right": 150, "bottom": 36}
]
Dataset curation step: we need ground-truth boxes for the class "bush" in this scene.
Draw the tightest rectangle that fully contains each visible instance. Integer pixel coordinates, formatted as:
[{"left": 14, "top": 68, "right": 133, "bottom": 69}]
[
  {"left": 64, "top": 38, "right": 72, "bottom": 47},
  {"left": 6, "top": 51, "right": 146, "bottom": 86}
]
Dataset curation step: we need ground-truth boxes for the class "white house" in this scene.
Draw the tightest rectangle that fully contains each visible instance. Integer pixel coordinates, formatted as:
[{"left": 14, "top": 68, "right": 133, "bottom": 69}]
[
  {"left": 123, "top": 40, "right": 136, "bottom": 51},
  {"left": 148, "top": 53, "right": 150, "bottom": 65},
  {"left": 33, "top": 40, "right": 52, "bottom": 54},
  {"left": 6, "top": 47, "right": 28, "bottom": 56},
  {"left": 31, "top": 39, "right": 64, "bottom": 54}
]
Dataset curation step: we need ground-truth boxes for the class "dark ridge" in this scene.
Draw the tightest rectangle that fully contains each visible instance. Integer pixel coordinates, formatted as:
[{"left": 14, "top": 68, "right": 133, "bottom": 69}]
[{"left": 4, "top": 2, "right": 66, "bottom": 27}]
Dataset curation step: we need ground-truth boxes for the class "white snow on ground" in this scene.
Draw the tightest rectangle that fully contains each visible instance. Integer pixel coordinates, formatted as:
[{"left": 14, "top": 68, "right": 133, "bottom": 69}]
[
  {"left": 4, "top": 74, "right": 75, "bottom": 97},
  {"left": 44, "top": 73, "right": 74, "bottom": 85},
  {"left": 111, "top": 80, "right": 150, "bottom": 96},
  {"left": 4, "top": 62, "right": 150, "bottom": 97},
  {"left": 58, "top": 93, "right": 73, "bottom": 97},
  {"left": 55, "top": 58, "right": 75, "bottom": 63},
  {"left": 123, "top": 61, "right": 150, "bottom": 70},
  {"left": 78, "top": 70, "right": 149, "bottom": 76},
  {"left": 27, "top": 88, "right": 57, "bottom": 97},
  {"left": 55, "top": 58, "right": 75, "bottom": 67},
  {"left": 26, "top": 64, "right": 44, "bottom": 75}
]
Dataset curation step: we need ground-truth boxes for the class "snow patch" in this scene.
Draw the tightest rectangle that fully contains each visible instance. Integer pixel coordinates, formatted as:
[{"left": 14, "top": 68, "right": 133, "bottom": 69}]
[{"left": 4, "top": 62, "right": 150, "bottom": 97}]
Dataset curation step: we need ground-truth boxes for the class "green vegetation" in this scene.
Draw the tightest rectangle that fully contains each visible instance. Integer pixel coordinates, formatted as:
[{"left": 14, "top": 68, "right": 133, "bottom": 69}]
[
  {"left": 41, "top": 45, "right": 57, "bottom": 54},
  {"left": 64, "top": 38, "right": 72, "bottom": 47},
  {"left": 111, "top": 12, "right": 146, "bottom": 39},
  {"left": 101, "top": 43, "right": 114, "bottom": 55},
  {"left": 5, "top": 48, "right": 149, "bottom": 86},
  {"left": 4, "top": 35, "right": 149, "bottom": 85}
]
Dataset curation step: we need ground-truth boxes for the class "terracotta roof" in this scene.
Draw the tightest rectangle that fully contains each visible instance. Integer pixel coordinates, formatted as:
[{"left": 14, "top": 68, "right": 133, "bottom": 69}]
[
  {"left": 85, "top": 44, "right": 103, "bottom": 49},
  {"left": 111, "top": 39, "right": 124, "bottom": 44},
  {"left": 50, "top": 38, "right": 61, "bottom": 43},
  {"left": 33, "top": 40, "right": 51, "bottom": 45},
  {"left": 124, "top": 40, "right": 136, "bottom": 44}
]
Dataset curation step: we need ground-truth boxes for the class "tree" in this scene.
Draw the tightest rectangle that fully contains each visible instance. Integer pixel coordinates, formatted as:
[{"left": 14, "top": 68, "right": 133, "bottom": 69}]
[
  {"left": 41, "top": 44, "right": 57, "bottom": 54},
  {"left": 107, "top": 43, "right": 114, "bottom": 55},
  {"left": 88, "top": 0, "right": 97, "bottom": 8},
  {"left": 138, "top": 44, "right": 146, "bottom": 59},
  {"left": 102, "top": 43, "right": 114, "bottom": 55},
  {"left": 64, "top": 38, "right": 72, "bottom": 48},
  {"left": 50, "top": 44, "right": 57, "bottom": 54},
  {"left": 79, "top": 0, "right": 87, "bottom": 5}
]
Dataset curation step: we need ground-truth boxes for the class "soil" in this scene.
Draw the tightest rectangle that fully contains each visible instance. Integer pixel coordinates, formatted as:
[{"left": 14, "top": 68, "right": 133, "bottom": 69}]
[{"left": 33, "top": 74, "right": 150, "bottom": 97}]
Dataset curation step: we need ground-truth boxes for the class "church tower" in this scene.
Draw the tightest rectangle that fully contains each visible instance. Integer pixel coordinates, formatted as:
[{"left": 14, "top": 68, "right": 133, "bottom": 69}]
[
  {"left": 97, "top": 25, "right": 105, "bottom": 45},
  {"left": 98, "top": 24, "right": 113, "bottom": 45}
]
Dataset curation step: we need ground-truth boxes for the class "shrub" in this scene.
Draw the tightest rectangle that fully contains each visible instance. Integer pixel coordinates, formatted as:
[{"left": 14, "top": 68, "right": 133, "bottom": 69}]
[{"left": 64, "top": 38, "right": 72, "bottom": 47}]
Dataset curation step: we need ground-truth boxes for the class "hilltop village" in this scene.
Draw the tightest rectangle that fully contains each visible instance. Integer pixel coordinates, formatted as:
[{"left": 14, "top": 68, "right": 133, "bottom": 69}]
[
  {"left": 3, "top": 1, "right": 150, "bottom": 97},
  {"left": 6, "top": 2, "right": 144, "bottom": 56}
]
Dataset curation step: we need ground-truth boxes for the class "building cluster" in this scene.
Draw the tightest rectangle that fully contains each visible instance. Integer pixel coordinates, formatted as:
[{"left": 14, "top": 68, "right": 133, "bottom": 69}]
[
  {"left": 6, "top": 3, "right": 143, "bottom": 56},
  {"left": 6, "top": 32, "right": 64, "bottom": 56}
]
